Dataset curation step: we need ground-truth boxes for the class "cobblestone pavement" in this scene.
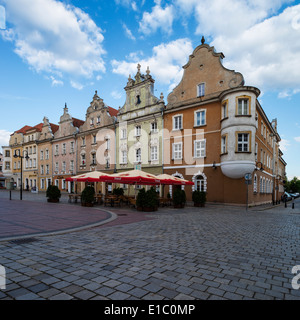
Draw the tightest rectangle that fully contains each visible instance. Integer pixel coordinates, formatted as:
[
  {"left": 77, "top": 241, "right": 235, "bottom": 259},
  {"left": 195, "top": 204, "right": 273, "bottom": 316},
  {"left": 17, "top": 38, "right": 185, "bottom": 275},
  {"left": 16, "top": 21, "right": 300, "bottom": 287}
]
[{"left": 0, "top": 190, "right": 300, "bottom": 300}]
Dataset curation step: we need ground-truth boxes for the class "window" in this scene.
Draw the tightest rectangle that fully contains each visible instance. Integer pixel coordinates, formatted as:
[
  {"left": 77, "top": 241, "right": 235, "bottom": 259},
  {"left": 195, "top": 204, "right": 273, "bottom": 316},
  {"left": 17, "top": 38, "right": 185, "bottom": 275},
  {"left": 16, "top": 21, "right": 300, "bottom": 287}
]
[
  {"left": 92, "top": 135, "right": 97, "bottom": 144},
  {"left": 81, "top": 153, "right": 86, "bottom": 166},
  {"left": 55, "top": 145, "right": 59, "bottom": 155},
  {"left": 221, "top": 135, "right": 227, "bottom": 154},
  {"left": 195, "top": 176, "right": 205, "bottom": 191},
  {"left": 62, "top": 161, "right": 66, "bottom": 172},
  {"left": 90, "top": 118, "right": 94, "bottom": 126},
  {"left": 62, "top": 143, "right": 66, "bottom": 154},
  {"left": 194, "top": 110, "right": 206, "bottom": 126},
  {"left": 5, "top": 150, "right": 10, "bottom": 157},
  {"left": 236, "top": 97, "right": 250, "bottom": 115},
  {"left": 173, "top": 115, "right": 182, "bottom": 130},
  {"left": 62, "top": 179, "right": 66, "bottom": 190},
  {"left": 173, "top": 143, "right": 182, "bottom": 160},
  {"left": 33, "top": 159, "right": 36, "bottom": 168},
  {"left": 70, "top": 142, "right": 74, "bottom": 153},
  {"left": 151, "top": 122, "right": 158, "bottom": 133},
  {"left": 136, "top": 148, "right": 141, "bottom": 162},
  {"left": 253, "top": 175, "right": 257, "bottom": 193},
  {"left": 55, "top": 162, "right": 59, "bottom": 172},
  {"left": 194, "top": 140, "right": 206, "bottom": 158},
  {"left": 121, "top": 129, "right": 127, "bottom": 139},
  {"left": 45, "top": 149, "right": 49, "bottom": 160},
  {"left": 255, "top": 143, "right": 258, "bottom": 161},
  {"left": 121, "top": 150, "right": 127, "bottom": 164},
  {"left": 197, "top": 83, "right": 205, "bottom": 97},
  {"left": 5, "top": 162, "right": 10, "bottom": 170},
  {"left": 40, "top": 150, "right": 44, "bottom": 160},
  {"left": 151, "top": 146, "right": 158, "bottom": 161},
  {"left": 46, "top": 165, "right": 49, "bottom": 175},
  {"left": 237, "top": 133, "right": 250, "bottom": 152},
  {"left": 222, "top": 101, "right": 228, "bottom": 119},
  {"left": 91, "top": 153, "right": 96, "bottom": 165},
  {"left": 41, "top": 165, "right": 44, "bottom": 175},
  {"left": 82, "top": 137, "right": 86, "bottom": 146},
  {"left": 135, "top": 126, "right": 141, "bottom": 136},
  {"left": 106, "top": 138, "right": 110, "bottom": 150},
  {"left": 70, "top": 160, "right": 74, "bottom": 171},
  {"left": 97, "top": 116, "right": 101, "bottom": 124},
  {"left": 106, "top": 158, "right": 110, "bottom": 168}
]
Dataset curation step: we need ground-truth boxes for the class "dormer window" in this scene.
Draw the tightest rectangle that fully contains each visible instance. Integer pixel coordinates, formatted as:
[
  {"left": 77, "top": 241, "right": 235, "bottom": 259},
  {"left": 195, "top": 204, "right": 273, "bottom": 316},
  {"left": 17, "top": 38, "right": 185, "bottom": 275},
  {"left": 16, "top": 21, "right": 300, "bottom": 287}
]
[{"left": 197, "top": 83, "right": 205, "bottom": 97}]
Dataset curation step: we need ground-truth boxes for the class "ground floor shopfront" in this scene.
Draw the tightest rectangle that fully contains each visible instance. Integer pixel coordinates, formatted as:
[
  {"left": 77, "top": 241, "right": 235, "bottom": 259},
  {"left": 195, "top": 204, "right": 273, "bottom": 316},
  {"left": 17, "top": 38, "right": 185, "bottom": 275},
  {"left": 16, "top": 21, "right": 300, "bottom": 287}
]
[{"left": 163, "top": 166, "right": 284, "bottom": 206}]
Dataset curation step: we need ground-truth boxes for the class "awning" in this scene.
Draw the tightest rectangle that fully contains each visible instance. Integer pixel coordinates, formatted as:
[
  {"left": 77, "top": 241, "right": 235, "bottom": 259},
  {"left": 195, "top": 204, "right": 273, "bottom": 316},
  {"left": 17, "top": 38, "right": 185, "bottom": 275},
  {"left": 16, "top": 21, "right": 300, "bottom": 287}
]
[
  {"left": 156, "top": 174, "right": 194, "bottom": 185},
  {"left": 65, "top": 171, "right": 111, "bottom": 182}
]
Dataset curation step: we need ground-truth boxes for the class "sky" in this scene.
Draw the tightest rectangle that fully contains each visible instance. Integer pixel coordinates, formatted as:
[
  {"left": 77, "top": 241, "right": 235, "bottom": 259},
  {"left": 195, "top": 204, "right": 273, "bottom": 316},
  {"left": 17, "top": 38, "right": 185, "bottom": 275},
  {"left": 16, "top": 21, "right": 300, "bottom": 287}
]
[{"left": 0, "top": 0, "right": 299, "bottom": 179}]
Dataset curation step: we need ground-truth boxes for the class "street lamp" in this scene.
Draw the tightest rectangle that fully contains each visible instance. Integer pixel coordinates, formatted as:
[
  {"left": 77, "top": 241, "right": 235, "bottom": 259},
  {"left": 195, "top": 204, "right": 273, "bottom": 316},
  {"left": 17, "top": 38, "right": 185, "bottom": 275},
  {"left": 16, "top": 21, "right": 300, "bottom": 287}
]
[{"left": 13, "top": 149, "right": 29, "bottom": 200}]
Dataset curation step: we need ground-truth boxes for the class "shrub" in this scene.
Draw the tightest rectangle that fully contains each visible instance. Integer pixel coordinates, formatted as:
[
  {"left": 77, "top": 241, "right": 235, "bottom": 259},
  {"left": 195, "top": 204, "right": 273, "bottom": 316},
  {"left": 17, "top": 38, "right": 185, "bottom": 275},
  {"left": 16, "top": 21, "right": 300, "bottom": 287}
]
[
  {"left": 81, "top": 186, "right": 95, "bottom": 204},
  {"left": 173, "top": 188, "right": 186, "bottom": 207},
  {"left": 136, "top": 188, "right": 146, "bottom": 208},
  {"left": 192, "top": 190, "right": 206, "bottom": 206},
  {"left": 46, "top": 185, "right": 61, "bottom": 201}
]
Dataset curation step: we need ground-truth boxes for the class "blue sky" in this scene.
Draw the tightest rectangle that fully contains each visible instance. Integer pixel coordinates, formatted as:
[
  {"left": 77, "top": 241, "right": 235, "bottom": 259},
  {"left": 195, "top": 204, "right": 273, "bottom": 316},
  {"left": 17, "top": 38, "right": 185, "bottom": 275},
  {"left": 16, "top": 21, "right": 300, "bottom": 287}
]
[{"left": 0, "top": 0, "right": 299, "bottom": 179}]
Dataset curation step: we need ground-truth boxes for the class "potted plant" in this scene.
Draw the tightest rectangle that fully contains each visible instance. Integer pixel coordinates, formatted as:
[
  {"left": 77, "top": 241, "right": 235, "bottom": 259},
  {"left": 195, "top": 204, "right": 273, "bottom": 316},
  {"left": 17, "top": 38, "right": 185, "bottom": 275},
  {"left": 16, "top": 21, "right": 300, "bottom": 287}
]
[
  {"left": 46, "top": 185, "right": 61, "bottom": 203},
  {"left": 136, "top": 188, "right": 146, "bottom": 211},
  {"left": 143, "top": 187, "right": 158, "bottom": 212},
  {"left": 193, "top": 190, "right": 206, "bottom": 207},
  {"left": 81, "top": 186, "right": 95, "bottom": 207},
  {"left": 173, "top": 188, "right": 186, "bottom": 208}
]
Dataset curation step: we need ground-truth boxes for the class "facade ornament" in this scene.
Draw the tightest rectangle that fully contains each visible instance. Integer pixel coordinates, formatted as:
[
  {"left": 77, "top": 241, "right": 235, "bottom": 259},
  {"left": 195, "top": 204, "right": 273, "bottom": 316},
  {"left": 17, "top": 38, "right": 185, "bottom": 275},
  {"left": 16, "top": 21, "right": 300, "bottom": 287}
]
[{"left": 201, "top": 36, "right": 205, "bottom": 44}]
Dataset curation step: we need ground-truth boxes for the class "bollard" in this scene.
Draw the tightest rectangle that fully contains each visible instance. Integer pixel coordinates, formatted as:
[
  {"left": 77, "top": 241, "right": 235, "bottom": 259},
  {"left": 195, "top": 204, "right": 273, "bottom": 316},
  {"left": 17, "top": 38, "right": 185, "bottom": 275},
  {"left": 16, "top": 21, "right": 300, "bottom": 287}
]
[
  {"left": 292, "top": 198, "right": 295, "bottom": 209},
  {"left": 285, "top": 199, "right": 287, "bottom": 208}
]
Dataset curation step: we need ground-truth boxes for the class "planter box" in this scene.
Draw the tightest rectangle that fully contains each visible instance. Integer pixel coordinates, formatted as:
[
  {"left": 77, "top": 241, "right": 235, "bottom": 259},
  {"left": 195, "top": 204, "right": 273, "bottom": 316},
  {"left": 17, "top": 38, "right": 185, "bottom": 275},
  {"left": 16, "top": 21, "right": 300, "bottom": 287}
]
[
  {"left": 47, "top": 199, "right": 59, "bottom": 203},
  {"left": 81, "top": 202, "right": 93, "bottom": 207}
]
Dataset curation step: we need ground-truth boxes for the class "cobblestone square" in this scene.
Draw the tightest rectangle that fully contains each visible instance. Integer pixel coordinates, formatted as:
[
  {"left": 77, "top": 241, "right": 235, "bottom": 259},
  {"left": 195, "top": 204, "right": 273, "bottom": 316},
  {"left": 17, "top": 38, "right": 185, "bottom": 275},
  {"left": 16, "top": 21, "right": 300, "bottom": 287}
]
[{"left": 0, "top": 190, "right": 300, "bottom": 300}]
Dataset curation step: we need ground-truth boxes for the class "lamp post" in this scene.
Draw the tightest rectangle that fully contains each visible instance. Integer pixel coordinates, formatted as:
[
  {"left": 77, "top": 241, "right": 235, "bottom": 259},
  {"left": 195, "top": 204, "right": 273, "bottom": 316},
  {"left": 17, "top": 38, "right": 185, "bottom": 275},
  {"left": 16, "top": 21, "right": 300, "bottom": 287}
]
[{"left": 13, "top": 149, "right": 29, "bottom": 200}]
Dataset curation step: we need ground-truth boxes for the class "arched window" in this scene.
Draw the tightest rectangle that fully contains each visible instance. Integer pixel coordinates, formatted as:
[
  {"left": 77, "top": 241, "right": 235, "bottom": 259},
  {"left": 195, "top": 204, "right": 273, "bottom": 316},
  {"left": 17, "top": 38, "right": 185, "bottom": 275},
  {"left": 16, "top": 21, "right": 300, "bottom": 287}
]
[{"left": 195, "top": 176, "right": 205, "bottom": 192}]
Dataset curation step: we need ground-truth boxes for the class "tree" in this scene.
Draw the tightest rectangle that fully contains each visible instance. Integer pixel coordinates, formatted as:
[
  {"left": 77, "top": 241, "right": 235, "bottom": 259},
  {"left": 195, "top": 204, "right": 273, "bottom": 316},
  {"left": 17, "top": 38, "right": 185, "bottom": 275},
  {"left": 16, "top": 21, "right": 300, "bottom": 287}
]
[{"left": 286, "top": 177, "right": 300, "bottom": 193}]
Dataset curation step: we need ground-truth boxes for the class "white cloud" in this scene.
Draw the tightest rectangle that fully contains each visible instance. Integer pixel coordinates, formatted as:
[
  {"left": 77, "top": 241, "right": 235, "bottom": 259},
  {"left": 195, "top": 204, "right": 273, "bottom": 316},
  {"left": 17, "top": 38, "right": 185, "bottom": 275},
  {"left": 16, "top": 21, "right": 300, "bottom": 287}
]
[
  {"left": 1, "top": 0, "right": 106, "bottom": 80},
  {"left": 111, "top": 38, "right": 193, "bottom": 92},
  {"left": 111, "top": 90, "right": 122, "bottom": 100},
  {"left": 139, "top": 2, "right": 174, "bottom": 35},
  {"left": 294, "top": 137, "right": 300, "bottom": 142},
  {"left": 70, "top": 80, "right": 84, "bottom": 90},
  {"left": 211, "top": 4, "right": 300, "bottom": 95},
  {"left": 279, "top": 138, "right": 290, "bottom": 151},
  {"left": 0, "top": 129, "right": 12, "bottom": 149},
  {"left": 49, "top": 76, "right": 63, "bottom": 87},
  {"left": 122, "top": 23, "right": 136, "bottom": 40}
]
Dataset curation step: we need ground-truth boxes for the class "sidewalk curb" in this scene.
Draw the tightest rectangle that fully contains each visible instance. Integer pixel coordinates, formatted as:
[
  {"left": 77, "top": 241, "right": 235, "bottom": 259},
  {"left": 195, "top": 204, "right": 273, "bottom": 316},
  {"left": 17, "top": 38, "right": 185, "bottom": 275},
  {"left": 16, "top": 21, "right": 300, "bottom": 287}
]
[{"left": 0, "top": 208, "right": 117, "bottom": 243}]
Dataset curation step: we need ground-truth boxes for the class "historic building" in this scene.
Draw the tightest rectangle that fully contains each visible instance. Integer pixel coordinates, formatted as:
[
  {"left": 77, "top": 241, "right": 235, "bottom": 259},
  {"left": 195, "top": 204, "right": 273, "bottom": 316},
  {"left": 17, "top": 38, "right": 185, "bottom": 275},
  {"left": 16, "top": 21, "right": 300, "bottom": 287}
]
[
  {"left": 116, "top": 64, "right": 165, "bottom": 192},
  {"left": 52, "top": 104, "right": 84, "bottom": 192},
  {"left": 8, "top": 125, "right": 31, "bottom": 189},
  {"left": 76, "top": 91, "right": 118, "bottom": 193},
  {"left": 37, "top": 117, "right": 59, "bottom": 191},
  {"left": 163, "top": 39, "right": 285, "bottom": 205},
  {"left": 1, "top": 147, "right": 12, "bottom": 189},
  {"left": 22, "top": 123, "right": 44, "bottom": 191}
]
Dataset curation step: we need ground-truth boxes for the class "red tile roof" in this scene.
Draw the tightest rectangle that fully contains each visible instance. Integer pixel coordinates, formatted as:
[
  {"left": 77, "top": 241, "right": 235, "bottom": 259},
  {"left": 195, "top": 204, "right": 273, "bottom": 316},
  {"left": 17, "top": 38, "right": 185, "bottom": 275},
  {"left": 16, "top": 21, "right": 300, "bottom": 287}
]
[
  {"left": 14, "top": 125, "right": 33, "bottom": 135},
  {"left": 72, "top": 118, "right": 85, "bottom": 128},
  {"left": 108, "top": 106, "right": 118, "bottom": 117},
  {"left": 50, "top": 123, "right": 59, "bottom": 133}
]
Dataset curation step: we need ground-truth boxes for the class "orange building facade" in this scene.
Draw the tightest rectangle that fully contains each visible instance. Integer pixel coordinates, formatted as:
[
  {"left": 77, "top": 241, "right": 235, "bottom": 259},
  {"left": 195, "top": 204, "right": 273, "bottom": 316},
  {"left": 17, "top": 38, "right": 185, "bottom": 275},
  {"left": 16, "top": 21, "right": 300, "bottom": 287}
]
[{"left": 163, "top": 40, "right": 285, "bottom": 206}]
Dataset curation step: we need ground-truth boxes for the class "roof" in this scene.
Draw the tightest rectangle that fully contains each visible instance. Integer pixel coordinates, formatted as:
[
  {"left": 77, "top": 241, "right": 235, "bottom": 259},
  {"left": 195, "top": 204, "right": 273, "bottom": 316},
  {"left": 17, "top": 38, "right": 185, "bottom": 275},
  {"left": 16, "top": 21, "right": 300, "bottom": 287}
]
[
  {"left": 50, "top": 123, "right": 59, "bottom": 133},
  {"left": 14, "top": 125, "right": 32, "bottom": 135},
  {"left": 108, "top": 106, "right": 118, "bottom": 117},
  {"left": 72, "top": 117, "right": 85, "bottom": 128}
]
